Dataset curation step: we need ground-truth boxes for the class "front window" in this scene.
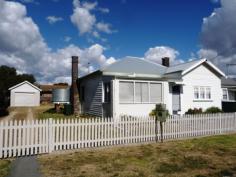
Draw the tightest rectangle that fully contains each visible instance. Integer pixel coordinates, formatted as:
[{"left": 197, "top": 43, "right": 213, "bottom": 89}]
[
  {"left": 194, "top": 86, "right": 211, "bottom": 100},
  {"left": 119, "top": 81, "right": 162, "bottom": 103}
]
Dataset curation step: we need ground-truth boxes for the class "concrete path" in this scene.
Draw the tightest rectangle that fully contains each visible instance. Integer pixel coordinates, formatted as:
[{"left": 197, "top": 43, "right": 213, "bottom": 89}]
[{"left": 7, "top": 156, "right": 41, "bottom": 177}]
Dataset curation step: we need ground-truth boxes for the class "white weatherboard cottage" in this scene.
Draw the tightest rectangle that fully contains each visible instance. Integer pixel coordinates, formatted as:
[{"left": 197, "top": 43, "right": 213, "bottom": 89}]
[
  {"left": 79, "top": 57, "right": 225, "bottom": 118},
  {"left": 9, "top": 81, "right": 41, "bottom": 107}
]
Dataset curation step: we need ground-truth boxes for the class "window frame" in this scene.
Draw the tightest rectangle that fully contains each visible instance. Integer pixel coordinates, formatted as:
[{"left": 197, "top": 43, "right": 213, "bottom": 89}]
[
  {"left": 119, "top": 80, "right": 163, "bottom": 104},
  {"left": 193, "top": 86, "right": 212, "bottom": 101},
  {"left": 103, "top": 82, "right": 111, "bottom": 103},
  {"left": 222, "top": 88, "right": 228, "bottom": 101}
]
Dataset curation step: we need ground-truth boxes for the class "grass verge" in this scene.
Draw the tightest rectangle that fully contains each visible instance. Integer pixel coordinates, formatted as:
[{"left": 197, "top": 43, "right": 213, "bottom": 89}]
[
  {"left": 0, "top": 160, "right": 11, "bottom": 177},
  {"left": 38, "top": 134, "right": 236, "bottom": 177}
]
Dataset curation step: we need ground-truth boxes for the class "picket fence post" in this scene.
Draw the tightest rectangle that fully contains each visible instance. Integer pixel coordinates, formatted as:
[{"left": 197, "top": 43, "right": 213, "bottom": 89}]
[
  {"left": 48, "top": 118, "right": 54, "bottom": 153},
  {"left": 219, "top": 113, "right": 222, "bottom": 134}
]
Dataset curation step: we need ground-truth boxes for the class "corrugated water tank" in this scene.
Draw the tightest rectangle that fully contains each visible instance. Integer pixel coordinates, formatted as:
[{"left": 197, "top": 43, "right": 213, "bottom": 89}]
[{"left": 52, "top": 88, "right": 70, "bottom": 104}]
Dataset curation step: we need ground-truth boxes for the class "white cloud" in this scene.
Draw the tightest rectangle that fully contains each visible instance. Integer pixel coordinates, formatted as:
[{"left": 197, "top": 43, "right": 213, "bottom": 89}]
[
  {"left": 70, "top": 0, "right": 114, "bottom": 39},
  {"left": 81, "top": 1, "right": 97, "bottom": 10},
  {"left": 96, "top": 22, "right": 114, "bottom": 34},
  {"left": 200, "top": 0, "right": 236, "bottom": 77},
  {"left": 144, "top": 46, "right": 181, "bottom": 65},
  {"left": 20, "top": 0, "right": 39, "bottom": 4},
  {"left": 46, "top": 16, "right": 63, "bottom": 24},
  {"left": 98, "top": 7, "right": 109, "bottom": 13},
  {"left": 0, "top": 0, "right": 116, "bottom": 83},
  {"left": 71, "top": 0, "right": 96, "bottom": 34}
]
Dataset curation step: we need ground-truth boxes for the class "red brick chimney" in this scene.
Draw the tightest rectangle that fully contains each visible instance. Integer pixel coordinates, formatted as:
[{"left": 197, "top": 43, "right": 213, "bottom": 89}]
[
  {"left": 71, "top": 56, "right": 80, "bottom": 115},
  {"left": 162, "top": 57, "right": 170, "bottom": 67}
]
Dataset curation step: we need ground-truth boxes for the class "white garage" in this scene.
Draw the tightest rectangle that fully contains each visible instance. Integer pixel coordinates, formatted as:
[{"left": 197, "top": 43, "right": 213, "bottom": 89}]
[{"left": 9, "top": 81, "right": 41, "bottom": 107}]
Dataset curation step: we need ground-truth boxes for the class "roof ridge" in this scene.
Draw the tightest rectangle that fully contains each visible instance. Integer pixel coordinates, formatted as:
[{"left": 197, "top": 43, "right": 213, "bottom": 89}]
[
  {"left": 8, "top": 81, "right": 41, "bottom": 91},
  {"left": 169, "top": 59, "right": 204, "bottom": 67},
  {"left": 124, "top": 56, "right": 167, "bottom": 68}
]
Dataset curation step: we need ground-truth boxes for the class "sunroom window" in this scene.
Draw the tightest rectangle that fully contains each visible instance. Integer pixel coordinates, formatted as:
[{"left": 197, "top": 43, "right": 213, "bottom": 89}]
[{"left": 119, "top": 81, "right": 162, "bottom": 103}]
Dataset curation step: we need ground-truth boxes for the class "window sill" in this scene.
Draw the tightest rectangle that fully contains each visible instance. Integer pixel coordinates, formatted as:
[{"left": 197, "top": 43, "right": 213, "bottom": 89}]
[
  {"left": 222, "top": 100, "right": 236, "bottom": 102},
  {"left": 193, "top": 99, "right": 213, "bottom": 102},
  {"left": 119, "top": 102, "right": 162, "bottom": 104}
]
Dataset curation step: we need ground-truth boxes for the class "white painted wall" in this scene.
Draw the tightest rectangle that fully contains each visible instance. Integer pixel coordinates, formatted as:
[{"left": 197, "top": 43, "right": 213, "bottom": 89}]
[
  {"left": 118, "top": 103, "right": 157, "bottom": 116},
  {"left": 10, "top": 83, "right": 40, "bottom": 107},
  {"left": 180, "top": 64, "right": 222, "bottom": 114}
]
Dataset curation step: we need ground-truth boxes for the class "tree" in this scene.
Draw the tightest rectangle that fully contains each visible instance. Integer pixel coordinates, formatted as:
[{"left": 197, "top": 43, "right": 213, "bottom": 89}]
[{"left": 0, "top": 65, "right": 36, "bottom": 116}]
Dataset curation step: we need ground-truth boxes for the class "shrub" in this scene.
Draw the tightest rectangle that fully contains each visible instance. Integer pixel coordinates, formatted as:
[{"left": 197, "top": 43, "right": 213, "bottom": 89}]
[
  {"left": 185, "top": 108, "right": 203, "bottom": 115},
  {"left": 149, "top": 109, "right": 169, "bottom": 117},
  {"left": 204, "top": 107, "right": 222, "bottom": 113},
  {"left": 0, "top": 107, "right": 9, "bottom": 117}
]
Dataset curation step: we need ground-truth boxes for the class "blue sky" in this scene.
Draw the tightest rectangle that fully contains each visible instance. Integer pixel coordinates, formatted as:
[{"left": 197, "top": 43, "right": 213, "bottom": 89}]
[
  {"left": 0, "top": 0, "right": 235, "bottom": 83},
  {"left": 24, "top": 0, "right": 219, "bottom": 60}
]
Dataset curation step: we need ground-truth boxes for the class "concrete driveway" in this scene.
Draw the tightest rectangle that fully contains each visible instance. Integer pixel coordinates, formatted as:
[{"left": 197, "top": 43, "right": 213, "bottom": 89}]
[{"left": 0, "top": 107, "right": 34, "bottom": 122}]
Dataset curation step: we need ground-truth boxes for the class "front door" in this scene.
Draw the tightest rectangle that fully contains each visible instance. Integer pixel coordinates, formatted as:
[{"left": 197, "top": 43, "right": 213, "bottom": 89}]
[{"left": 172, "top": 85, "right": 181, "bottom": 114}]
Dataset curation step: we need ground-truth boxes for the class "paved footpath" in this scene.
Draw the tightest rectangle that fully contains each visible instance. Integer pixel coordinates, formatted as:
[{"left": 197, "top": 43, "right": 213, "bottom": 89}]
[{"left": 7, "top": 156, "right": 41, "bottom": 177}]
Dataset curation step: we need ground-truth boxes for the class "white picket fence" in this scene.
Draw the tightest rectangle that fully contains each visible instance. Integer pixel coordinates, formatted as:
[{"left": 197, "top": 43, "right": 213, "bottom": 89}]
[{"left": 0, "top": 113, "right": 236, "bottom": 158}]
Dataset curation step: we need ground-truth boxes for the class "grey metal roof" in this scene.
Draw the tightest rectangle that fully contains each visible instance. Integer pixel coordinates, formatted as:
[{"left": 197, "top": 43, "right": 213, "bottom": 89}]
[
  {"left": 221, "top": 77, "right": 236, "bottom": 86},
  {"left": 101, "top": 56, "right": 167, "bottom": 78},
  {"left": 166, "top": 59, "right": 202, "bottom": 74}
]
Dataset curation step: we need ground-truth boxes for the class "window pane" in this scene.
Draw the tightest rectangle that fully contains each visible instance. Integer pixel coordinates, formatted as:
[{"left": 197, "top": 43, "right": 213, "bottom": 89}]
[
  {"left": 119, "top": 82, "right": 134, "bottom": 103},
  {"left": 141, "top": 82, "right": 149, "bottom": 102},
  {"left": 194, "top": 87, "right": 199, "bottom": 99},
  {"left": 135, "top": 82, "right": 149, "bottom": 103},
  {"left": 223, "top": 89, "right": 227, "bottom": 100},
  {"left": 228, "top": 90, "right": 235, "bottom": 100},
  {"left": 206, "top": 87, "right": 211, "bottom": 99},
  {"left": 200, "top": 87, "right": 205, "bottom": 99},
  {"left": 135, "top": 83, "right": 141, "bottom": 102},
  {"left": 150, "top": 83, "right": 162, "bottom": 102}
]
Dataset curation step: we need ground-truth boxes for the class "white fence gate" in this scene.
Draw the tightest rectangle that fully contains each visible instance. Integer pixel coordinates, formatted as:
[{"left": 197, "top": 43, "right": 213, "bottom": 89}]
[{"left": 0, "top": 113, "right": 236, "bottom": 158}]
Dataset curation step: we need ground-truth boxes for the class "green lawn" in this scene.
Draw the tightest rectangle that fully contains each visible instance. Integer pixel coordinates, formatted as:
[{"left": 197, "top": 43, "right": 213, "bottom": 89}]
[
  {"left": 0, "top": 160, "right": 11, "bottom": 177},
  {"left": 38, "top": 134, "right": 236, "bottom": 177}
]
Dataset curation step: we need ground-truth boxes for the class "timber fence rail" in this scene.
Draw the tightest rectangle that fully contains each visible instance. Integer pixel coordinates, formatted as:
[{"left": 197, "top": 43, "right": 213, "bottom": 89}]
[{"left": 0, "top": 113, "right": 236, "bottom": 158}]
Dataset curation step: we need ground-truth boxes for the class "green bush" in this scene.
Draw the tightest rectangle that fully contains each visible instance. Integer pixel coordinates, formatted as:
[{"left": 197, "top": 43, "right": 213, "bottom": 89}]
[
  {"left": 204, "top": 107, "right": 222, "bottom": 113},
  {"left": 149, "top": 108, "right": 169, "bottom": 117},
  {"left": 185, "top": 108, "right": 203, "bottom": 115},
  {"left": 0, "top": 107, "right": 9, "bottom": 117}
]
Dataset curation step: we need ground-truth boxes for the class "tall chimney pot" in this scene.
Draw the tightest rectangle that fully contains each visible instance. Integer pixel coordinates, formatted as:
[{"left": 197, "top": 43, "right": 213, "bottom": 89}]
[
  {"left": 71, "top": 56, "right": 80, "bottom": 115},
  {"left": 162, "top": 57, "right": 170, "bottom": 67}
]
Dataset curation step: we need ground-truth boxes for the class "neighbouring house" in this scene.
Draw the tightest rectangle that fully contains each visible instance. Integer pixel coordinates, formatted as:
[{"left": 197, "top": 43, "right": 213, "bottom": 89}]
[
  {"left": 221, "top": 77, "right": 236, "bottom": 112},
  {"left": 38, "top": 84, "right": 69, "bottom": 104},
  {"left": 79, "top": 57, "right": 225, "bottom": 117},
  {"left": 9, "top": 81, "right": 41, "bottom": 107}
]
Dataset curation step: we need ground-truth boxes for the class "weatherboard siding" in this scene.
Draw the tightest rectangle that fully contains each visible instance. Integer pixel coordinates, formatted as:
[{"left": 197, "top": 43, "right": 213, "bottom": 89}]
[
  {"left": 80, "top": 74, "right": 103, "bottom": 117},
  {"left": 181, "top": 64, "right": 222, "bottom": 114}
]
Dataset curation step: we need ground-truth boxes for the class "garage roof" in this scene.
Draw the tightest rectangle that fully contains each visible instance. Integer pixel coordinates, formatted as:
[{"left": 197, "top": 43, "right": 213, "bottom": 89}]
[{"left": 9, "top": 81, "right": 41, "bottom": 91}]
